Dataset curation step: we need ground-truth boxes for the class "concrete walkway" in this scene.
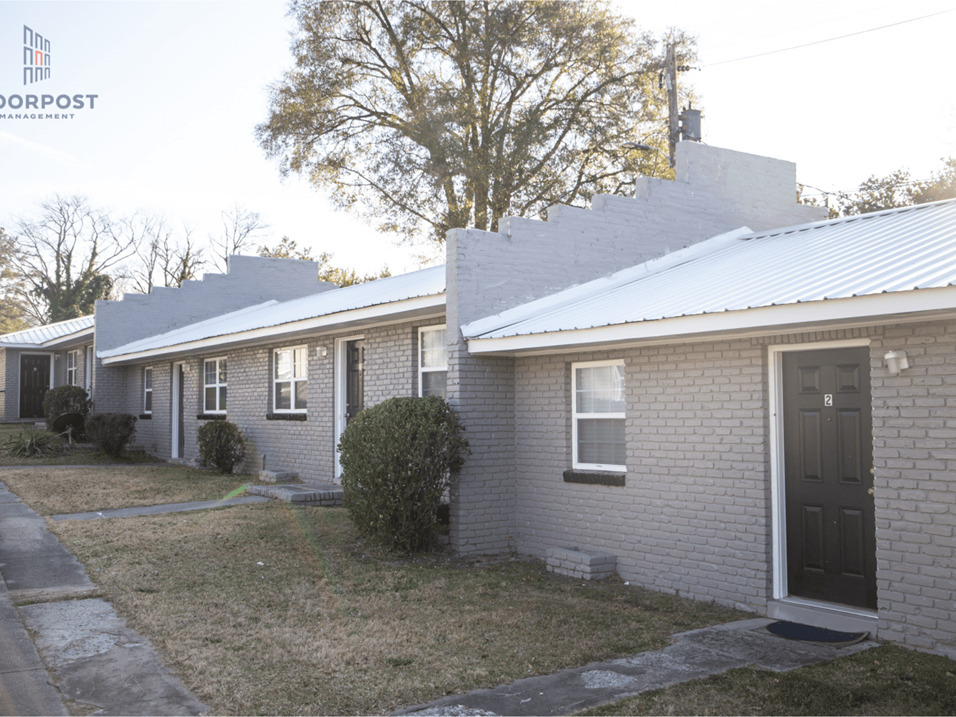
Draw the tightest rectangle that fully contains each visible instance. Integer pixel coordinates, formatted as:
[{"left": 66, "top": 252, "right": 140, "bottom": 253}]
[
  {"left": 50, "top": 494, "right": 269, "bottom": 521},
  {"left": 0, "top": 480, "right": 208, "bottom": 715},
  {"left": 399, "top": 618, "right": 877, "bottom": 716}
]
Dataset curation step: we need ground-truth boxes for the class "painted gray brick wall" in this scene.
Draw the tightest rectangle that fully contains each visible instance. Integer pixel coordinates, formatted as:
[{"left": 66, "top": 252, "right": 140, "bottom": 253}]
[
  {"left": 446, "top": 143, "right": 822, "bottom": 556},
  {"left": 126, "top": 318, "right": 443, "bottom": 478},
  {"left": 137, "top": 362, "right": 168, "bottom": 456},
  {"left": 1, "top": 343, "right": 95, "bottom": 421},
  {"left": 869, "top": 321, "right": 956, "bottom": 658},
  {"left": 93, "top": 256, "right": 331, "bottom": 413},
  {"left": 513, "top": 341, "right": 769, "bottom": 612},
  {"left": 91, "top": 356, "right": 130, "bottom": 415},
  {"left": 508, "top": 323, "right": 955, "bottom": 657},
  {"left": 1, "top": 349, "right": 13, "bottom": 421},
  {"left": 94, "top": 256, "right": 327, "bottom": 353}
]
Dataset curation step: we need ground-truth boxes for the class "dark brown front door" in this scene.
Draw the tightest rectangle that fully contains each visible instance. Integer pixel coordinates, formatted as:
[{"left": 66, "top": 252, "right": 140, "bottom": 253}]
[
  {"left": 783, "top": 347, "right": 876, "bottom": 609},
  {"left": 19, "top": 354, "right": 50, "bottom": 419},
  {"left": 345, "top": 339, "right": 365, "bottom": 424}
]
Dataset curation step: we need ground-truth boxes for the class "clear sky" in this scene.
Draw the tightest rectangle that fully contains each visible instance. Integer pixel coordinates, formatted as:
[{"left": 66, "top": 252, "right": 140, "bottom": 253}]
[{"left": 1, "top": 0, "right": 954, "bottom": 276}]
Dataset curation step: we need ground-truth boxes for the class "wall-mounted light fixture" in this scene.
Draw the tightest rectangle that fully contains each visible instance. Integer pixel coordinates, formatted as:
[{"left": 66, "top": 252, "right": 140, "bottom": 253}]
[
  {"left": 317, "top": 346, "right": 328, "bottom": 358},
  {"left": 884, "top": 350, "right": 909, "bottom": 376}
]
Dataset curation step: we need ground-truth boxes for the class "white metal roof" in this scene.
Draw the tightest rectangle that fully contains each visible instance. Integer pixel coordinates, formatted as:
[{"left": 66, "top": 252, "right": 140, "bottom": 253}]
[
  {"left": 100, "top": 265, "right": 446, "bottom": 362},
  {"left": 0, "top": 315, "right": 94, "bottom": 348},
  {"left": 464, "top": 199, "right": 956, "bottom": 352}
]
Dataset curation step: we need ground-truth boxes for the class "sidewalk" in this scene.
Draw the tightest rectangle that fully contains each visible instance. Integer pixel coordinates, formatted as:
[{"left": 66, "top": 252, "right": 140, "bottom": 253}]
[
  {"left": 399, "top": 618, "right": 877, "bottom": 716},
  {"left": 0, "top": 480, "right": 208, "bottom": 716}
]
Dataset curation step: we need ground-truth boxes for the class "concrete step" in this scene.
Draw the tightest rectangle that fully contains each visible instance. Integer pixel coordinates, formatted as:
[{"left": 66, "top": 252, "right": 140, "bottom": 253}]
[{"left": 246, "top": 483, "right": 343, "bottom": 506}]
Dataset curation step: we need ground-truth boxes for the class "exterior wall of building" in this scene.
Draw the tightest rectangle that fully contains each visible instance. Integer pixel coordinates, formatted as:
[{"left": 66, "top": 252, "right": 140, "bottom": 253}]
[
  {"left": 513, "top": 340, "right": 770, "bottom": 612},
  {"left": 133, "top": 362, "right": 168, "bottom": 457},
  {"left": 94, "top": 256, "right": 327, "bottom": 352},
  {"left": 446, "top": 142, "right": 824, "bottom": 556},
  {"left": 126, "top": 317, "right": 444, "bottom": 477},
  {"left": 0, "top": 348, "right": 62, "bottom": 421},
  {"left": 507, "top": 321, "right": 956, "bottom": 657},
  {"left": 93, "top": 256, "right": 329, "bottom": 414},
  {"left": 1, "top": 349, "right": 12, "bottom": 421},
  {"left": 868, "top": 321, "right": 956, "bottom": 658}
]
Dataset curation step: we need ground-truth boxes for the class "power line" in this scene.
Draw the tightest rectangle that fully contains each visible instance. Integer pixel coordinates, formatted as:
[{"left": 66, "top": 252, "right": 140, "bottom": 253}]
[{"left": 703, "top": 8, "right": 955, "bottom": 68}]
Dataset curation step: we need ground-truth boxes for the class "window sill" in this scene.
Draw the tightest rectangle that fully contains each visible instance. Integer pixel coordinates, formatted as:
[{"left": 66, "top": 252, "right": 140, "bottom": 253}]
[
  {"left": 563, "top": 469, "right": 626, "bottom": 487},
  {"left": 266, "top": 413, "right": 307, "bottom": 421},
  {"left": 138, "top": 414, "right": 152, "bottom": 420},
  {"left": 197, "top": 413, "right": 227, "bottom": 421}
]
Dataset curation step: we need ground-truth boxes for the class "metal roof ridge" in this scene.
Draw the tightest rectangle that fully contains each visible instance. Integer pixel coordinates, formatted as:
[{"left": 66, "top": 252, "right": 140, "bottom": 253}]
[
  {"left": 462, "top": 227, "right": 753, "bottom": 339},
  {"left": 0, "top": 314, "right": 95, "bottom": 345}
]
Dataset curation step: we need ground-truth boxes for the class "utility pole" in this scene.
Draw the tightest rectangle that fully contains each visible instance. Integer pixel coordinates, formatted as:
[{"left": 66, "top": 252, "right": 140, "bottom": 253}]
[{"left": 665, "top": 42, "right": 678, "bottom": 168}]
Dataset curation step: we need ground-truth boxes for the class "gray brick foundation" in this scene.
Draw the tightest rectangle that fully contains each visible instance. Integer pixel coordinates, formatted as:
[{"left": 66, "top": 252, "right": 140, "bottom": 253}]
[{"left": 546, "top": 547, "right": 617, "bottom": 580}]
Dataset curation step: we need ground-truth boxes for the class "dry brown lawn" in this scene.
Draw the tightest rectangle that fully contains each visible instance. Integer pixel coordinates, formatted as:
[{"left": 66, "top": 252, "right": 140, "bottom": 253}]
[
  {"left": 50, "top": 503, "right": 743, "bottom": 715},
  {"left": 0, "top": 465, "right": 252, "bottom": 515}
]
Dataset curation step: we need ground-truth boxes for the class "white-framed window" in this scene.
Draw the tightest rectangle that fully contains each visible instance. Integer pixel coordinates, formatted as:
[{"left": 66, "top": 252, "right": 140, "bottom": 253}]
[
  {"left": 143, "top": 366, "right": 153, "bottom": 414},
  {"left": 67, "top": 350, "right": 78, "bottom": 386},
  {"left": 203, "top": 358, "right": 227, "bottom": 414},
  {"left": 274, "top": 346, "right": 308, "bottom": 412},
  {"left": 419, "top": 325, "right": 447, "bottom": 398},
  {"left": 572, "top": 360, "right": 626, "bottom": 471}
]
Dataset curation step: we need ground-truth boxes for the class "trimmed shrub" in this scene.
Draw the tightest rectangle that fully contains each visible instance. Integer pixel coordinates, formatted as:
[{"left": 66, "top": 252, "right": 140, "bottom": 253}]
[
  {"left": 3, "top": 428, "right": 61, "bottom": 457},
  {"left": 85, "top": 413, "right": 137, "bottom": 457},
  {"left": 197, "top": 420, "right": 247, "bottom": 473},
  {"left": 43, "top": 385, "right": 92, "bottom": 426},
  {"left": 338, "top": 396, "right": 469, "bottom": 553}
]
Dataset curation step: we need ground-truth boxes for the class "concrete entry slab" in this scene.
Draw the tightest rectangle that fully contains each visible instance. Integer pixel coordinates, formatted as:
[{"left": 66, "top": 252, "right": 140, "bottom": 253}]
[{"left": 247, "top": 482, "right": 344, "bottom": 506}]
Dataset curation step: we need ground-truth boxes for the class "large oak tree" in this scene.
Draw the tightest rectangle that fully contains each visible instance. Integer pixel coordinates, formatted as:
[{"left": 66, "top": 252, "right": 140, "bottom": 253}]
[{"left": 258, "top": 0, "right": 690, "bottom": 242}]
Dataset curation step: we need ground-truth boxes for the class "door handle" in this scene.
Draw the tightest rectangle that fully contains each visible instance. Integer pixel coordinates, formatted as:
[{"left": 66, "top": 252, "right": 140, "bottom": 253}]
[{"left": 867, "top": 487, "right": 874, "bottom": 496}]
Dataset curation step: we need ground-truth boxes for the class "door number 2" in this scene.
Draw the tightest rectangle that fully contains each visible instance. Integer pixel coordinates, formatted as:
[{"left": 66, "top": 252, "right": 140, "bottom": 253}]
[{"left": 824, "top": 394, "right": 833, "bottom": 407}]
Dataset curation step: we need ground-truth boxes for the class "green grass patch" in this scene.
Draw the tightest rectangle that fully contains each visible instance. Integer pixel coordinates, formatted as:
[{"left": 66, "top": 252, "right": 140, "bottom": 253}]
[{"left": 582, "top": 644, "right": 956, "bottom": 716}]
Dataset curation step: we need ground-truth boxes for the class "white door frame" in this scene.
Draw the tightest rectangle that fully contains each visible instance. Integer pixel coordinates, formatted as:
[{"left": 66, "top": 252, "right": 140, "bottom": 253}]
[
  {"left": 333, "top": 334, "right": 364, "bottom": 480},
  {"left": 171, "top": 361, "right": 184, "bottom": 459},
  {"left": 767, "top": 338, "right": 871, "bottom": 601},
  {"left": 84, "top": 346, "right": 93, "bottom": 394}
]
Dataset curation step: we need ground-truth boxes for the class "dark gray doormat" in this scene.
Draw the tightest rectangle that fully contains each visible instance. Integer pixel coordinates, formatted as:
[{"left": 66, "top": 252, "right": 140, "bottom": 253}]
[{"left": 766, "top": 620, "right": 869, "bottom": 646}]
